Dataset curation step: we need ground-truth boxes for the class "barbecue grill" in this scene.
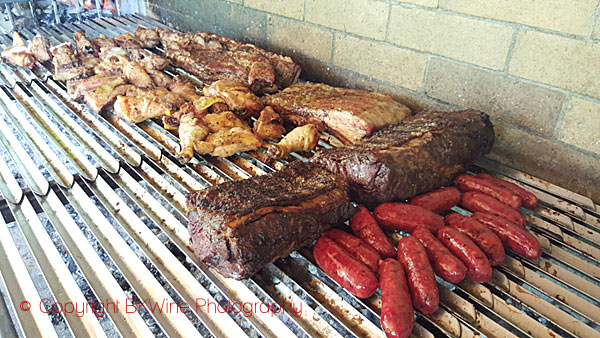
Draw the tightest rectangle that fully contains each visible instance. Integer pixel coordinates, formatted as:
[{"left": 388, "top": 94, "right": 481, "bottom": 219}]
[{"left": 0, "top": 3, "right": 599, "bottom": 338}]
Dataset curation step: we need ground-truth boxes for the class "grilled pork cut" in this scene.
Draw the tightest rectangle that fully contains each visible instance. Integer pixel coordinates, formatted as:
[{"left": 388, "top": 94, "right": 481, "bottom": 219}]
[
  {"left": 312, "top": 109, "right": 495, "bottom": 209},
  {"left": 263, "top": 83, "right": 411, "bottom": 145},
  {"left": 187, "top": 161, "right": 354, "bottom": 279}
]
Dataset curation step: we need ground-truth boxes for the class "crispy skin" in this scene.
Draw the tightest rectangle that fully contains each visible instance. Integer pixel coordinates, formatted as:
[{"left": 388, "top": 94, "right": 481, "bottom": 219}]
[
  {"left": 147, "top": 69, "right": 172, "bottom": 87},
  {"left": 1, "top": 46, "right": 35, "bottom": 68},
  {"left": 84, "top": 82, "right": 131, "bottom": 113},
  {"left": 253, "top": 106, "right": 286, "bottom": 141},
  {"left": 134, "top": 27, "right": 160, "bottom": 48},
  {"left": 67, "top": 74, "right": 123, "bottom": 101},
  {"left": 267, "top": 124, "right": 320, "bottom": 159},
  {"left": 187, "top": 161, "right": 354, "bottom": 279},
  {"left": 204, "top": 80, "right": 263, "bottom": 119},
  {"left": 312, "top": 109, "right": 495, "bottom": 209},
  {"left": 202, "top": 127, "right": 262, "bottom": 157},
  {"left": 28, "top": 35, "right": 52, "bottom": 62},
  {"left": 178, "top": 112, "right": 212, "bottom": 163},
  {"left": 265, "top": 83, "right": 411, "bottom": 145}
]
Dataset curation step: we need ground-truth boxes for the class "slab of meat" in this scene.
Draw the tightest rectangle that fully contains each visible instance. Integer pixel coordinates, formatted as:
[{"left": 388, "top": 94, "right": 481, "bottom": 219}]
[
  {"left": 157, "top": 28, "right": 300, "bottom": 94},
  {"left": 312, "top": 109, "right": 494, "bottom": 209},
  {"left": 264, "top": 82, "right": 411, "bottom": 145},
  {"left": 187, "top": 161, "right": 354, "bottom": 279}
]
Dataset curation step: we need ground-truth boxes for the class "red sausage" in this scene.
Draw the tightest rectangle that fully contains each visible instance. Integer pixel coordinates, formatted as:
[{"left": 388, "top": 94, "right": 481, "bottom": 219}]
[
  {"left": 374, "top": 203, "right": 445, "bottom": 234},
  {"left": 379, "top": 259, "right": 414, "bottom": 338},
  {"left": 454, "top": 174, "right": 522, "bottom": 210},
  {"left": 460, "top": 191, "right": 525, "bottom": 227},
  {"left": 409, "top": 187, "right": 461, "bottom": 214},
  {"left": 397, "top": 236, "right": 439, "bottom": 314},
  {"left": 324, "top": 229, "right": 381, "bottom": 273},
  {"left": 350, "top": 205, "right": 397, "bottom": 258},
  {"left": 313, "top": 237, "right": 379, "bottom": 298},
  {"left": 476, "top": 173, "right": 538, "bottom": 209},
  {"left": 445, "top": 213, "right": 505, "bottom": 266},
  {"left": 437, "top": 227, "right": 492, "bottom": 283},
  {"left": 412, "top": 227, "right": 467, "bottom": 284},
  {"left": 472, "top": 212, "right": 542, "bottom": 259}
]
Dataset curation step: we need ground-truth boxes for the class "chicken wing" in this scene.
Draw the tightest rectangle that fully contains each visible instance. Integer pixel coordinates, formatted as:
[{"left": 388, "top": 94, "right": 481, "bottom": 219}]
[
  {"left": 267, "top": 124, "right": 319, "bottom": 159},
  {"left": 253, "top": 106, "right": 286, "bottom": 141}
]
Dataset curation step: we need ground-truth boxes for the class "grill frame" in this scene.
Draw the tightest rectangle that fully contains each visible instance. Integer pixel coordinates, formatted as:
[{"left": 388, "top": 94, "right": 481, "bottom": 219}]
[{"left": 0, "top": 13, "right": 598, "bottom": 338}]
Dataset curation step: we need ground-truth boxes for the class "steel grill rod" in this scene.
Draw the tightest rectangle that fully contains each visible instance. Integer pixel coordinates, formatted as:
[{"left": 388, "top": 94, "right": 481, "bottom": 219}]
[{"left": 0, "top": 13, "right": 598, "bottom": 338}]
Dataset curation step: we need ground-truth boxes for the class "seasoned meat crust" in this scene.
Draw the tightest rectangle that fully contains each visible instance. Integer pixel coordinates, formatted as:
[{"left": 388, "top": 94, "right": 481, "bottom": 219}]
[
  {"left": 312, "top": 109, "right": 495, "bottom": 208},
  {"left": 264, "top": 82, "right": 411, "bottom": 145},
  {"left": 187, "top": 161, "right": 354, "bottom": 279}
]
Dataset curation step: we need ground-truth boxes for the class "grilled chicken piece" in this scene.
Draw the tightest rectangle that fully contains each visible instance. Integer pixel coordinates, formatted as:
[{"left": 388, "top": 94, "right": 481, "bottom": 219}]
[
  {"left": 113, "top": 32, "right": 138, "bottom": 46},
  {"left": 28, "top": 35, "right": 52, "bottom": 62},
  {"left": 114, "top": 95, "right": 175, "bottom": 123},
  {"left": 73, "top": 30, "right": 97, "bottom": 56},
  {"left": 203, "top": 111, "right": 250, "bottom": 133},
  {"left": 125, "top": 86, "right": 186, "bottom": 109},
  {"left": 124, "top": 46, "right": 169, "bottom": 71},
  {"left": 12, "top": 32, "right": 25, "bottom": 47},
  {"left": 169, "top": 76, "right": 201, "bottom": 101},
  {"left": 1, "top": 32, "right": 35, "bottom": 68},
  {"left": 67, "top": 74, "right": 123, "bottom": 100},
  {"left": 92, "top": 36, "right": 116, "bottom": 51},
  {"left": 267, "top": 124, "right": 320, "bottom": 159},
  {"left": 83, "top": 80, "right": 130, "bottom": 113},
  {"left": 122, "top": 58, "right": 153, "bottom": 88},
  {"left": 2, "top": 46, "right": 35, "bottom": 68},
  {"left": 178, "top": 112, "right": 212, "bottom": 163},
  {"left": 202, "top": 127, "right": 262, "bottom": 158},
  {"left": 253, "top": 106, "right": 286, "bottom": 141},
  {"left": 157, "top": 28, "right": 191, "bottom": 51},
  {"left": 51, "top": 43, "right": 92, "bottom": 81},
  {"left": 147, "top": 69, "right": 172, "bottom": 87},
  {"left": 203, "top": 80, "right": 263, "bottom": 118},
  {"left": 95, "top": 47, "right": 127, "bottom": 75},
  {"left": 134, "top": 27, "right": 160, "bottom": 48}
]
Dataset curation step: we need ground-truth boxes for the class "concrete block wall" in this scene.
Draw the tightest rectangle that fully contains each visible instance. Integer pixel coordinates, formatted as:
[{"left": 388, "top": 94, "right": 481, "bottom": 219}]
[{"left": 144, "top": 0, "right": 600, "bottom": 203}]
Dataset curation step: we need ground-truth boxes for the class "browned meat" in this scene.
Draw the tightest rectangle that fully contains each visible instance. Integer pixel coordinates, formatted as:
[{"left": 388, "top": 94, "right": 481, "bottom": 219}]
[
  {"left": 312, "top": 109, "right": 495, "bottom": 209},
  {"left": 264, "top": 82, "right": 412, "bottom": 145},
  {"left": 2, "top": 46, "right": 35, "bottom": 68},
  {"left": 114, "top": 95, "right": 175, "bottom": 123},
  {"left": 157, "top": 27, "right": 299, "bottom": 94},
  {"left": 92, "top": 36, "right": 116, "bottom": 51},
  {"left": 124, "top": 46, "right": 169, "bottom": 71},
  {"left": 28, "top": 35, "right": 52, "bottom": 62},
  {"left": 178, "top": 111, "right": 212, "bottom": 163},
  {"left": 203, "top": 80, "right": 263, "bottom": 119},
  {"left": 202, "top": 111, "right": 250, "bottom": 133},
  {"left": 201, "top": 127, "right": 262, "bottom": 158},
  {"left": 113, "top": 32, "right": 138, "bottom": 46},
  {"left": 67, "top": 74, "right": 123, "bottom": 100},
  {"left": 147, "top": 69, "right": 172, "bottom": 87},
  {"left": 84, "top": 82, "right": 131, "bottom": 113},
  {"left": 168, "top": 75, "right": 201, "bottom": 101},
  {"left": 134, "top": 27, "right": 160, "bottom": 48},
  {"left": 253, "top": 106, "right": 286, "bottom": 141},
  {"left": 51, "top": 43, "right": 92, "bottom": 81},
  {"left": 267, "top": 124, "right": 320, "bottom": 159},
  {"left": 121, "top": 58, "right": 153, "bottom": 88},
  {"left": 187, "top": 161, "right": 354, "bottom": 279},
  {"left": 73, "top": 30, "right": 97, "bottom": 57}
]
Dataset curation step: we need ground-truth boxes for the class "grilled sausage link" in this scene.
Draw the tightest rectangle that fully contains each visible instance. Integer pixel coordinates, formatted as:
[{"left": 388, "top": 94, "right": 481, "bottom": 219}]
[
  {"left": 412, "top": 227, "right": 467, "bottom": 284},
  {"left": 379, "top": 259, "right": 414, "bottom": 338},
  {"left": 374, "top": 203, "right": 444, "bottom": 234},
  {"left": 445, "top": 213, "right": 505, "bottom": 266},
  {"left": 409, "top": 187, "right": 461, "bottom": 214},
  {"left": 324, "top": 229, "right": 381, "bottom": 273},
  {"left": 437, "top": 227, "right": 492, "bottom": 282},
  {"left": 476, "top": 173, "right": 538, "bottom": 209},
  {"left": 397, "top": 236, "right": 439, "bottom": 314},
  {"left": 313, "top": 237, "right": 379, "bottom": 298},
  {"left": 460, "top": 191, "right": 525, "bottom": 227},
  {"left": 454, "top": 174, "right": 522, "bottom": 210},
  {"left": 350, "top": 205, "right": 397, "bottom": 258},
  {"left": 472, "top": 212, "right": 542, "bottom": 259}
]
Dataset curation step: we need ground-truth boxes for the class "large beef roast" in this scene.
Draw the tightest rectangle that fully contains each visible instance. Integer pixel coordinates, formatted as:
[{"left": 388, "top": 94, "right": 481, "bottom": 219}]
[
  {"left": 187, "top": 161, "right": 354, "bottom": 279},
  {"left": 264, "top": 82, "right": 411, "bottom": 145},
  {"left": 312, "top": 109, "right": 495, "bottom": 209}
]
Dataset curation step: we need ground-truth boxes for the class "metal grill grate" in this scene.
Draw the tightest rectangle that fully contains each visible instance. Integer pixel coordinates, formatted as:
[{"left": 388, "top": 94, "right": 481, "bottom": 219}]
[{"left": 0, "top": 14, "right": 599, "bottom": 338}]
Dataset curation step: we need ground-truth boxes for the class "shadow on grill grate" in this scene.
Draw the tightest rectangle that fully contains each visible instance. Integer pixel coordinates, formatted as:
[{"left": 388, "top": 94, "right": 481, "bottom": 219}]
[{"left": 0, "top": 13, "right": 599, "bottom": 338}]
